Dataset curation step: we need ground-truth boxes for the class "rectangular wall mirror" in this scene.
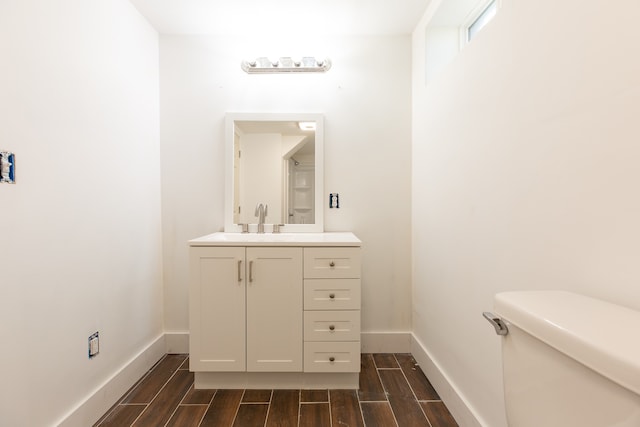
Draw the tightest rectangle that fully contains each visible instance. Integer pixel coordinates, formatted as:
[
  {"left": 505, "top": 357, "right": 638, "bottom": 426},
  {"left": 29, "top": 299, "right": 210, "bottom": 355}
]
[{"left": 225, "top": 113, "right": 324, "bottom": 232}]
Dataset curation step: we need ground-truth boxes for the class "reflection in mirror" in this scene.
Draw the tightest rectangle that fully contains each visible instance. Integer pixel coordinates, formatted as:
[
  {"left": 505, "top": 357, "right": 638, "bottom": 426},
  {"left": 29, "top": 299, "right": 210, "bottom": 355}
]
[
  {"left": 225, "top": 113, "right": 324, "bottom": 233},
  {"left": 234, "top": 121, "right": 315, "bottom": 225}
]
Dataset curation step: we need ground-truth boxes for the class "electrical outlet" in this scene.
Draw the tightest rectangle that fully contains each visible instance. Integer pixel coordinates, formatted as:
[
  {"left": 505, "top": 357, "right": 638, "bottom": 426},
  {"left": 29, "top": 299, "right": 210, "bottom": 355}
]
[
  {"left": 88, "top": 332, "right": 99, "bottom": 358},
  {"left": 0, "top": 151, "right": 15, "bottom": 184}
]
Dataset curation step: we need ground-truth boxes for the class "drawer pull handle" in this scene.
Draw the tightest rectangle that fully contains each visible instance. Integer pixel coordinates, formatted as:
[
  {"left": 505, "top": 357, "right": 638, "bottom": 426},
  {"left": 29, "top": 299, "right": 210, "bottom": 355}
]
[
  {"left": 329, "top": 293, "right": 336, "bottom": 299},
  {"left": 237, "top": 260, "right": 242, "bottom": 282},
  {"left": 329, "top": 261, "right": 335, "bottom": 267},
  {"left": 329, "top": 356, "right": 335, "bottom": 362},
  {"left": 249, "top": 260, "right": 254, "bottom": 283},
  {"left": 329, "top": 325, "right": 335, "bottom": 331}
]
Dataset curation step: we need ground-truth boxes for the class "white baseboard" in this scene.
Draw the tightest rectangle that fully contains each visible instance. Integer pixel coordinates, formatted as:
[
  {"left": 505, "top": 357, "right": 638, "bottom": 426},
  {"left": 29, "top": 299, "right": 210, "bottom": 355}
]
[
  {"left": 411, "top": 334, "right": 486, "bottom": 427},
  {"left": 361, "top": 331, "right": 412, "bottom": 353},
  {"left": 56, "top": 334, "right": 166, "bottom": 427},
  {"left": 164, "top": 331, "right": 189, "bottom": 353}
]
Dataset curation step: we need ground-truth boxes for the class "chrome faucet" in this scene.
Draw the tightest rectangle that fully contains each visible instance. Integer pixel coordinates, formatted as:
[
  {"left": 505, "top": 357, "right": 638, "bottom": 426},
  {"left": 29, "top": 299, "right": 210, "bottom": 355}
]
[{"left": 255, "top": 203, "right": 268, "bottom": 233}]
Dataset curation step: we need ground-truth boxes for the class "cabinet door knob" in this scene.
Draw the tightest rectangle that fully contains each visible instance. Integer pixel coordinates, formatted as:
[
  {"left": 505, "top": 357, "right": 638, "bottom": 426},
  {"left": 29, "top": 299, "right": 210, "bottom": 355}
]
[
  {"left": 329, "top": 325, "right": 335, "bottom": 331},
  {"left": 329, "top": 261, "right": 335, "bottom": 267},
  {"left": 329, "top": 356, "right": 335, "bottom": 362},
  {"left": 329, "top": 293, "right": 336, "bottom": 299}
]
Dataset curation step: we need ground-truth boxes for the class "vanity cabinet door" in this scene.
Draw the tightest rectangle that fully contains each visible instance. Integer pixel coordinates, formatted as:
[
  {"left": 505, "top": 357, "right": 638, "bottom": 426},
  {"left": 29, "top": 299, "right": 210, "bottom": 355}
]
[
  {"left": 189, "top": 247, "right": 246, "bottom": 372},
  {"left": 246, "top": 247, "right": 303, "bottom": 372}
]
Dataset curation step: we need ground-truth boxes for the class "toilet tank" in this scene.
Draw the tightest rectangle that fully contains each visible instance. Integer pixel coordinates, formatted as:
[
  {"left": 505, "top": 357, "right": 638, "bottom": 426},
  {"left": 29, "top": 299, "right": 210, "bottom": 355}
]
[{"left": 494, "top": 291, "right": 640, "bottom": 427}]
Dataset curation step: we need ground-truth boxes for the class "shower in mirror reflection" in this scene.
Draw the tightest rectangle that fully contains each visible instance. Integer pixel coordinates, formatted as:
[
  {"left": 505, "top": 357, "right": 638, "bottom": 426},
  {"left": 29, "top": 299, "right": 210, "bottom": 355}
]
[{"left": 287, "top": 155, "right": 314, "bottom": 224}]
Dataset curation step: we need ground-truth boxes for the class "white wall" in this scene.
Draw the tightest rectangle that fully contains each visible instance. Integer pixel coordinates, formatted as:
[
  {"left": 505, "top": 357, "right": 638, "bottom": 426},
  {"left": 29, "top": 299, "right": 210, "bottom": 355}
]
[
  {"left": 425, "top": 26, "right": 460, "bottom": 84},
  {"left": 159, "top": 35, "right": 413, "bottom": 342},
  {"left": 0, "top": 1, "right": 162, "bottom": 425},
  {"left": 412, "top": 1, "right": 640, "bottom": 426}
]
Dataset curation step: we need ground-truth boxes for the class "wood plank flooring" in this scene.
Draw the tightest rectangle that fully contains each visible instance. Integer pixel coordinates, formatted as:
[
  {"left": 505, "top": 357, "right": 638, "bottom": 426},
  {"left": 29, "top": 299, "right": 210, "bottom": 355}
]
[{"left": 95, "top": 353, "right": 458, "bottom": 427}]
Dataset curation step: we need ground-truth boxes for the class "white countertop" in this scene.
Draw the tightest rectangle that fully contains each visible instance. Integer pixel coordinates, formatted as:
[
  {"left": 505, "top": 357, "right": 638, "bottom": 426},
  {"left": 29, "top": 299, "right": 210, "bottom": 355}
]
[{"left": 189, "top": 232, "right": 361, "bottom": 247}]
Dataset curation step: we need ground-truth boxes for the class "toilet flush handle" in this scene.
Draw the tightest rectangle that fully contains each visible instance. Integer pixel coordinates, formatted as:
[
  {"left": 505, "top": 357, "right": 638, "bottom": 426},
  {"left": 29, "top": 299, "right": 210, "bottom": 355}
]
[{"left": 483, "top": 312, "right": 509, "bottom": 336}]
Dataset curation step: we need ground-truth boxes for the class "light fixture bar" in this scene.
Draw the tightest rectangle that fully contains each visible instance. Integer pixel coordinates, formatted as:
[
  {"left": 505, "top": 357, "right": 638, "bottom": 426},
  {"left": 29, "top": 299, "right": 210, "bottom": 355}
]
[
  {"left": 298, "top": 122, "right": 316, "bottom": 131},
  {"left": 241, "top": 57, "right": 331, "bottom": 74}
]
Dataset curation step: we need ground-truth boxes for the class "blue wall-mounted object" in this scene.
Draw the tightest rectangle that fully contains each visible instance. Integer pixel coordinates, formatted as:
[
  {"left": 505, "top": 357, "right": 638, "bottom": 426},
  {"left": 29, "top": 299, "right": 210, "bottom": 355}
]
[{"left": 0, "top": 151, "right": 15, "bottom": 184}]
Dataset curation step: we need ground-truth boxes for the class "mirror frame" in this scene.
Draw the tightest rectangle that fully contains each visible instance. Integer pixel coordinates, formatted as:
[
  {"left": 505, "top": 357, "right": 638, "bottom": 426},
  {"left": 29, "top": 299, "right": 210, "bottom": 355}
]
[{"left": 225, "top": 112, "right": 324, "bottom": 233}]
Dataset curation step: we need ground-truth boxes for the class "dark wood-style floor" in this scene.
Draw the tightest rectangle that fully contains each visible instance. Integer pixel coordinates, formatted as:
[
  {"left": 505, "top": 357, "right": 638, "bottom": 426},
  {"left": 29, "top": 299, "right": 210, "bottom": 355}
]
[{"left": 94, "top": 353, "right": 459, "bottom": 427}]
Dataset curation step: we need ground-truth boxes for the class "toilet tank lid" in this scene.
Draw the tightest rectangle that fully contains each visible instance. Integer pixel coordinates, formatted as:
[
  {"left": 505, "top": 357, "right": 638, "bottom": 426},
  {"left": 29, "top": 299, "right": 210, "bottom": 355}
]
[{"left": 495, "top": 290, "right": 640, "bottom": 396}]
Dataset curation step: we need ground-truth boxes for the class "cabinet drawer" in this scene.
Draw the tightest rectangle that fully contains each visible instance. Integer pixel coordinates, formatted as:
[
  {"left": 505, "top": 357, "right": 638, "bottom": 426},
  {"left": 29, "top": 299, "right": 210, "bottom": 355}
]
[
  {"left": 304, "top": 248, "right": 361, "bottom": 279},
  {"left": 304, "top": 279, "right": 360, "bottom": 310},
  {"left": 304, "top": 342, "right": 361, "bottom": 373},
  {"left": 304, "top": 310, "right": 360, "bottom": 341}
]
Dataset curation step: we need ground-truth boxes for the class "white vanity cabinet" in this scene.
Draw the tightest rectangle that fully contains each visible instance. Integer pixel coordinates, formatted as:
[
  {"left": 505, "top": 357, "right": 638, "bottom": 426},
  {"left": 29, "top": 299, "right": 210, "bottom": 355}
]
[
  {"left": 246, "top": 247, "right": 302, "bottom": 372},
  {"left": 189, "top": 232, "right": 361, "bottom": 389},
  {"left": 189, "top": 246, "right": 245, "bottom": 372},
  {"left": 303, "top": 248, "right": 362, "bottom": 373},
  {"left": 189, "top": 246, "right": 302, "bottom": 372}
]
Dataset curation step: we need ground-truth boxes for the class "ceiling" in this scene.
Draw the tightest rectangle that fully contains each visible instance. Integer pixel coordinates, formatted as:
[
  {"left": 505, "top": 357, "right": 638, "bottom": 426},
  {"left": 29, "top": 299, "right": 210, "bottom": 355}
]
[
  {"left": 235, "top": 121, "right": 312, "bottom": 136},
  {"left": 235, "top": 120, "right": 315, "bottom": 156},
  {"left": 129, "top": 0, "right": 431, "bottom": 35}
]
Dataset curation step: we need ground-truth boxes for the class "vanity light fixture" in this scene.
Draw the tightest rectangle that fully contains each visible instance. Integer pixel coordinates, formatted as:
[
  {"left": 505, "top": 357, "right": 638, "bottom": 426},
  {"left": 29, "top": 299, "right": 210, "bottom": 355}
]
[
  {"left": 241, "top": 57, "right": 331, "bottom": 74},
  {"left": 298, "top": 121, "right": 316, "bottom": 131}
]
